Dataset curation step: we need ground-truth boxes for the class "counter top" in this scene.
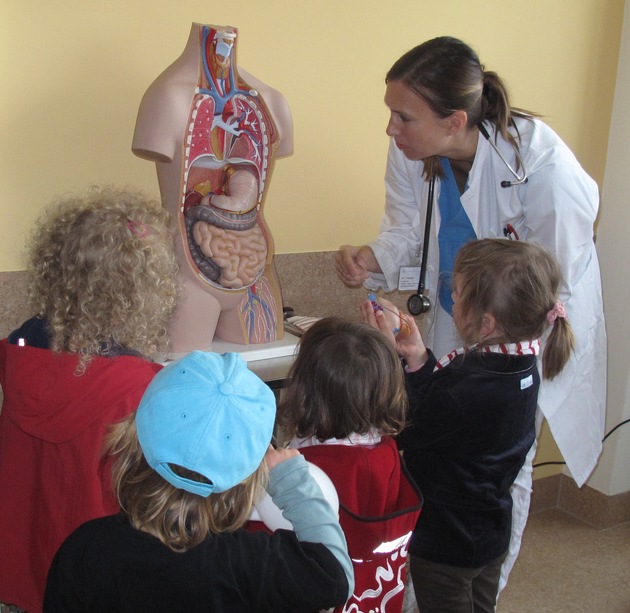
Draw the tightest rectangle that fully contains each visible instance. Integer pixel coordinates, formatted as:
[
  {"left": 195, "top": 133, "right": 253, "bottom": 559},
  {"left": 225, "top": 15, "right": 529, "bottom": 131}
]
[{"left": 153, "top": 332, "right": 300, "bottom": 390}]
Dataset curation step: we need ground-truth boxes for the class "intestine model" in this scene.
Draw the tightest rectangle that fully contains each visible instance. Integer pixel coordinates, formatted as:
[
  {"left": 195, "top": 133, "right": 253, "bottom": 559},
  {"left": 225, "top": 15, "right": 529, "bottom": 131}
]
[{"left": 132, "top": 23, "right": 293, "bottom": 352}]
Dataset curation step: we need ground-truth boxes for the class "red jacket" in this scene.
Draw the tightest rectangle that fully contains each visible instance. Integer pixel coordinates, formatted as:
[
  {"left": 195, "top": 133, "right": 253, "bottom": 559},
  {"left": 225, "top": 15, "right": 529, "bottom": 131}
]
[
  {"left": 0, "top": 339, "right": 161, "bottom": 613},
  {"left": 299, "top": 437, "right": 422, "bottom": 613}
]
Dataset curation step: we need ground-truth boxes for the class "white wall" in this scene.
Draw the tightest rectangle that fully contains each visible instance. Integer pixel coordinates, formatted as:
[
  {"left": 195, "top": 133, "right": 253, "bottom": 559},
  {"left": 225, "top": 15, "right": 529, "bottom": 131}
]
[{"left": 588, "top": 0, "right": 630, "bottom": 496}]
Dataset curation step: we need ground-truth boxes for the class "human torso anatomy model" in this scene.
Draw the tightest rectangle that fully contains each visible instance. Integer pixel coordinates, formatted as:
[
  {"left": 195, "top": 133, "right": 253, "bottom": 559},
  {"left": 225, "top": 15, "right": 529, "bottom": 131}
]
[{"left": 133, "top": 23, "right": 293, "bottom": 351}]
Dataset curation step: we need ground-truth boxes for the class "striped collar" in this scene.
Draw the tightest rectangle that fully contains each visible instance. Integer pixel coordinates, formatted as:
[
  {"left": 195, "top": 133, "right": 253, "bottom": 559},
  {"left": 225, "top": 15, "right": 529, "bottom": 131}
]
[
  {"left": 289, "top": 430, "right": 382, "bottom": 449},
  {"left": 434, "top": 339, "right": 540, "bottom": 372}
]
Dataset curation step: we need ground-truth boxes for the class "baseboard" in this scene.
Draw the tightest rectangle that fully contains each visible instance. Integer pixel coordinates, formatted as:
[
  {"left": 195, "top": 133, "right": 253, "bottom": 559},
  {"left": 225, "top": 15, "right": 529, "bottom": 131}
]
[
  {"left": 530, "top": 474, "right": 562, "bottom": 514},
  {"left": 531, "top": 474, "right": 630, "bottom": 529}
]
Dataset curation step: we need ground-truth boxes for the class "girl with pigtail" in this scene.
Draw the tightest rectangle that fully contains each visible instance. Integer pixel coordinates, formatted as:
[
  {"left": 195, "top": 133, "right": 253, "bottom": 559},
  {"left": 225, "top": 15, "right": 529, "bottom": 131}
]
[
  {"left": 362, "top": 238, "right": 574, "bottom": 613},
  {"left": 336, "top": 35, "right": 606, "bottom": 600}
]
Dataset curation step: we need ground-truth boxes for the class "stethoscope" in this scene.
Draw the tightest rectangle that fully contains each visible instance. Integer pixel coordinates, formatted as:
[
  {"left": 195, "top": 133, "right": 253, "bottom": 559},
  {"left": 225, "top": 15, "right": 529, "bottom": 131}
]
[
  {"left": 478, "top": 122, "right": 528, "bottom": 188},
  {"left": 407, "top": 176, "right": 435, "bottom": 316},
  {"left": 406, "top": 123, "right": 528, "bottom": 317}
]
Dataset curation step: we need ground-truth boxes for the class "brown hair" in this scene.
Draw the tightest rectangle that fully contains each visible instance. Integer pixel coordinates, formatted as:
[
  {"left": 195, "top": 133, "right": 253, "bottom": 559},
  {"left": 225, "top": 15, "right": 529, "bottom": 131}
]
[
  {"left": 106, "top": 414, "right": 268, "bottom": 553},
  {"left": 386, "top": 36, "right": 536, "bottom": 181},
  {"left": 277, "top": 317, "right": 407, "bottom": 441},
  {"left": 454, "top": 239, "right": 574, "bottom": 379},
  {"left": 26, "top": 185, "right": 179, "bottom": 372}
]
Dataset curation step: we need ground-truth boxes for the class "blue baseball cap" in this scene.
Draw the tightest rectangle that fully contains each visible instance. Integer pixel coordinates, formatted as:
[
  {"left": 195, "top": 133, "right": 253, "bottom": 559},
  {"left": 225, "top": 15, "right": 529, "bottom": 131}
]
[{"left": 136, "top": 351, "right": 276, "bottom": 496}]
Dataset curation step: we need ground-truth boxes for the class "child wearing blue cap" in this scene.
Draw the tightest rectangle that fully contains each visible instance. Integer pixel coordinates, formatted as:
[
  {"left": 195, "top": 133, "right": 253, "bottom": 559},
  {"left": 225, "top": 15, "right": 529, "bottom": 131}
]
[{"left": 44, "top": 351, "right": 354, "bottom": 612}]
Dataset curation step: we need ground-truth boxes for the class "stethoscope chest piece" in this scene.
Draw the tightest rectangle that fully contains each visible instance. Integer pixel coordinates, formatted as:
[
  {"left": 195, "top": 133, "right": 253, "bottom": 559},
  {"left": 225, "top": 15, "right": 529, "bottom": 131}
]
[{"left": 407, "top": 292, "right": 431, "bottom": 317}]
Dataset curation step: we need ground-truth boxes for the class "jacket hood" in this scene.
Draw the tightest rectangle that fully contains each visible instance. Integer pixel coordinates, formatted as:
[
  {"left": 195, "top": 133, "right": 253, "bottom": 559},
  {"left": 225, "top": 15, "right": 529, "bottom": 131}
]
[{"left": 0, "top": 340, "right": 160, "bottom": 443}]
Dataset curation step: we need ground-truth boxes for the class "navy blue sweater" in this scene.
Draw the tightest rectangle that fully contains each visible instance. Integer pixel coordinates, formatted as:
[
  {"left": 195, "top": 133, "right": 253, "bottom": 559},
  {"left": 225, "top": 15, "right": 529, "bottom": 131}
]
[{"left": 399, "top": 349, "right": 539, "bottom": 567}]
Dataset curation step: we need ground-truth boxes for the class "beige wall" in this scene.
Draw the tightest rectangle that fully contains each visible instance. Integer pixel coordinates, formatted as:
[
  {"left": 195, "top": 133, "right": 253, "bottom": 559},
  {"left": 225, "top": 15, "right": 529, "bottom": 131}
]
[
  {"left": 592, "top": 1, "right": 630, "bottom": 496},
  {"left": 1, "top": 1, "right": 625, "bottom": 489},
  {"left": 0, "top": 0, "right": 624, "bottom": 272}
]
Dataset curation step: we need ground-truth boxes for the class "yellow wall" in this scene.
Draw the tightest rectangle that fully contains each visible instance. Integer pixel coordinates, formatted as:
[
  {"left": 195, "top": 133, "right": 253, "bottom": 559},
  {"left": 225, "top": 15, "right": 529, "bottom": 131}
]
[{"left": 0, "top": 0, "right": 624, "bottom": 272}]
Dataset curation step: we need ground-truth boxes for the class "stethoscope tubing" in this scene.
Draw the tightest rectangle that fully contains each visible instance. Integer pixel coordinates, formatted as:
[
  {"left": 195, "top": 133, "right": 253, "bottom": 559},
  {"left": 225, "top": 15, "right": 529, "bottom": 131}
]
[
  {"left": 478, "top": 122, "right": 528, "bottom": 187},
  {"left": 407, "top": 176, "right": 435, "bottom": 316},
  {"left": 418, "top": 176, "right": 435, "bottom": 297},
  {"left": 409, "top": 125, "right": 527, "bottom": 314}
]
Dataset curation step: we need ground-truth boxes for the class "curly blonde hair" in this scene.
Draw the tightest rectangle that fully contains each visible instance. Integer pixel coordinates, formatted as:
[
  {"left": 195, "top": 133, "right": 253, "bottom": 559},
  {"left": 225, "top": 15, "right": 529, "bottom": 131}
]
[
  {"left": 26, "top": 186, "right": 179, "bottom": 369},
  {"left": 106, "top": 413, "right": 268, "bottom": 552}
]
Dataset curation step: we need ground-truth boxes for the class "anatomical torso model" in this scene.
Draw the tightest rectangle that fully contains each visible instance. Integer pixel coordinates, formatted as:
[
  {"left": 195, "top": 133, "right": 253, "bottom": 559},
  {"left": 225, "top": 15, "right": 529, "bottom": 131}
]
[{"left": 133, "top": 23, "right": 293, "bottom": 351}]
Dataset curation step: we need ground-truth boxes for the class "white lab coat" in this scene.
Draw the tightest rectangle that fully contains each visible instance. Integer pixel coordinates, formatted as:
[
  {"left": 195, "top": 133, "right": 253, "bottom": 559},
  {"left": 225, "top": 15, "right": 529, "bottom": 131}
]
[{"left": 367, "top": 118, "right": 607, "bottom": 589}]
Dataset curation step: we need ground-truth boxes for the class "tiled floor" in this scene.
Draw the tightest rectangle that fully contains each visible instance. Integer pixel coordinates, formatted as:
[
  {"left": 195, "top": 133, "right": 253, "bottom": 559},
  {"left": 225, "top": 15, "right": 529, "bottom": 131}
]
[
  {"left": 498, "top": 508, "right": 630, "bottom": 612},
  {"left": 404, "top": 508, "right": 630, "bottom": 612}
]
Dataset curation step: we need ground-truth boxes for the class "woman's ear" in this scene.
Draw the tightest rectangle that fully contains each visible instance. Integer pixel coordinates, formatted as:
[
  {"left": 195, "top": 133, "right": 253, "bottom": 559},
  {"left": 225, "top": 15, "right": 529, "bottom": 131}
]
[{"left": 447, "top": 110, "right": 469, "bottom": 135}]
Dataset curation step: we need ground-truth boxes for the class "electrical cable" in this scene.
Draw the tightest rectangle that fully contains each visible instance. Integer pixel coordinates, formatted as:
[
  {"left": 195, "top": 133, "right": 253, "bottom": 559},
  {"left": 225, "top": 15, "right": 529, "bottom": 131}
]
[
  {"left": 533, "top": 417, "right": 630, "bottom": 469},
  {"left": 602, "top": 417, "right": 630, "bottom": 441}
]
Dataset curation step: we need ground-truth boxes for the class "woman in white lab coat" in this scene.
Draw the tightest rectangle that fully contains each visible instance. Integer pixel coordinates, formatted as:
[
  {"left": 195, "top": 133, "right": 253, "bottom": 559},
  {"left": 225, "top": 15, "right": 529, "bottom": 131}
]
[{"left": 335, "top": 36, "right": 607, "bottom": 592}]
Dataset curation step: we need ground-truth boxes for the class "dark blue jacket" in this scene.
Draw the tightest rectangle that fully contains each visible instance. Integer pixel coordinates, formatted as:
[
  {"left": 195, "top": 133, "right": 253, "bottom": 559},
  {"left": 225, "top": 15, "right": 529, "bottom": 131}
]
[{"left": 399, "top": 348, "right": 539, "bottom": 567}]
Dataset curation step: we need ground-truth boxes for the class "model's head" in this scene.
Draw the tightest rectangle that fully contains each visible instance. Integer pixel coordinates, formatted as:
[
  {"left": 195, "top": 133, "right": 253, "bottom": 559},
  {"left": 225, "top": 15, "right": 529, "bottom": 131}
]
[
  {"left": 27, "top": 186, "right": 179, "bottom": 363},
  {"left": 386, "top": 36, "right": 485, "bottom": 127},
  {"left": 108, "top": 351, "right": 276, "bottom": 552},
  {"left": 278, "top": 317, "right": 407, "bottom": 441}
]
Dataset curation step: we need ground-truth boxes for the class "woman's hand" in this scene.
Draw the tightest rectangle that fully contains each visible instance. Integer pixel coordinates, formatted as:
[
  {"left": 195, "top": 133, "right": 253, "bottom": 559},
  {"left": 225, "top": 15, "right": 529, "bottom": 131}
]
[
  {"left": 359, "top": 298, "right": 429, "bottom": 370},
  {"left": 335, "top": 245, "right": 381, "bottom": 287}
]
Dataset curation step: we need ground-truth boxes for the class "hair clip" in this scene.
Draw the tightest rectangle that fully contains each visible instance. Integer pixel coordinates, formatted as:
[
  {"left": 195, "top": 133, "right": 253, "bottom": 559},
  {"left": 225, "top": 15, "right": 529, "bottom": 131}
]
[
  {"left": 126, "top": 220, "right": 152, "bottom": 238},
  {"left": 546, "top": 300, "right": 567, "bottom": 325}
]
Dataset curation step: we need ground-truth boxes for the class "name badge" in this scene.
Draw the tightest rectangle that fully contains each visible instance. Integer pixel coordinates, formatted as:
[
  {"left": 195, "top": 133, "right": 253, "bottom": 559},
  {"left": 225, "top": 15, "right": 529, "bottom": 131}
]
[{"left": 398, "top": 266, "right": 421, "bottom": 291}]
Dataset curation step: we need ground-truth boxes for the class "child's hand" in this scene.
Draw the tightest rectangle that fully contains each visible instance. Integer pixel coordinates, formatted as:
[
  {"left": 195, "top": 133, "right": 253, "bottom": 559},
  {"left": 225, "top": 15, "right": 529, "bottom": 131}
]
[
  {"left": 360, "top": 299, "right": 429, "bottom": 369},
  {"left": 264, "top": 445, "right": 299, "bottom": 470},
  {"left": 360, "top": 297, "right": 395, "bottom": 340}
]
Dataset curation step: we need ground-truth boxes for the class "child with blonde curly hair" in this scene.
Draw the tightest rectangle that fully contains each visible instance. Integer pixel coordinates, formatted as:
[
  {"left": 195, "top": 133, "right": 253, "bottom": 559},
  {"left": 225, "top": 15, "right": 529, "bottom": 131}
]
[{"left": 0, "top": 186, "right": 179, "bottom": 613}]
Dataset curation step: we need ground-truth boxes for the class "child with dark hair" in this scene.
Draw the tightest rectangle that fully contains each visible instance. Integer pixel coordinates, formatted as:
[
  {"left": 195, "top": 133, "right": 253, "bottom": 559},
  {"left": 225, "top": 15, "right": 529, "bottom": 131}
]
[
  {"left": 0, "top": 186, "right": 179, "bottom": 613},
  {"left": 277, "top": 317, "right": 422, "bottom": 613},
  {"left": 44, "top": 351, "right": 353, "bottom": 612},
  {"left": 362, "top": 238, "right": 575, "bottom": 613}
]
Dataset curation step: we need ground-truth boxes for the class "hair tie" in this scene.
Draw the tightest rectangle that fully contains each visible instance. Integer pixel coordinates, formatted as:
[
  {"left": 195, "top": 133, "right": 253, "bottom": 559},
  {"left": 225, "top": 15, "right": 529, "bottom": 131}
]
[
  {"left": 546, "top": 300, "right": 567, "bottom": 325},
  {"left": 126, "top": 220, "right": 151, "bottom": 238}
]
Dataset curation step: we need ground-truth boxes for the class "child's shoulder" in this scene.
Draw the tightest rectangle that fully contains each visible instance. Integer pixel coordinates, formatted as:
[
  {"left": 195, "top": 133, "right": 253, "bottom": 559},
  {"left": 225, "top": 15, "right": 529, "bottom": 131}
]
[{"left": 299, "top": 438, "right": 401, "bottom": 482}]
